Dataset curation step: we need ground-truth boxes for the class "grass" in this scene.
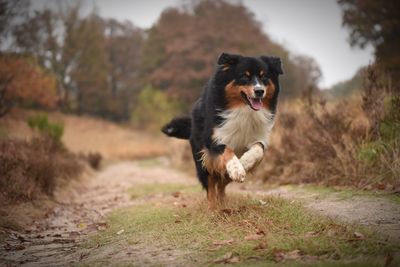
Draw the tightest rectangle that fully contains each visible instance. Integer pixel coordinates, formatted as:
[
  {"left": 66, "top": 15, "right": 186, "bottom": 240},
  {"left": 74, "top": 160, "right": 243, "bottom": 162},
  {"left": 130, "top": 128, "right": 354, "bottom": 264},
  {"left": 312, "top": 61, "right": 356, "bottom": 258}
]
[
  {"left": 300, "top": 185, "right": 400, "bottom": 204},
  {"left": 80, "top": 184, "right": 399, "bottom": 266},
  {"left": 128, "top": 183, "right": 200, "bottom": 199}
]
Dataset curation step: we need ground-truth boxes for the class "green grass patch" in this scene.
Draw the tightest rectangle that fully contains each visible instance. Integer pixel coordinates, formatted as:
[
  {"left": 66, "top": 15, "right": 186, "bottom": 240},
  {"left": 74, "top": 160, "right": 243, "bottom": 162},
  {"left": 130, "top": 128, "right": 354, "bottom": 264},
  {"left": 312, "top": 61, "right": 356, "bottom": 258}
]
[
  {"left": 128, "top": 183, "right": 200, "bottom": 199},
  {"left": 81, "top": 192, "right": 397, "bottom": 266},
  {"left": 302, "top": 185, "right": 400, "bottom": 204}
]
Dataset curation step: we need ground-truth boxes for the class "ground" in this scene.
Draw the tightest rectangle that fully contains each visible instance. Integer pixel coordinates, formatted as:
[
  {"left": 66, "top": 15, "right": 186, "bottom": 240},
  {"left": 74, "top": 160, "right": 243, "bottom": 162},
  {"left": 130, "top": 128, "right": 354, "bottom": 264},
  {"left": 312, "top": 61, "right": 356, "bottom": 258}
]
[
  {"left": 1, "top": 111, "right": 399, "bottom": 266},
  {"left": 1, "top": 158, "right": 399, "bottom": 266}
]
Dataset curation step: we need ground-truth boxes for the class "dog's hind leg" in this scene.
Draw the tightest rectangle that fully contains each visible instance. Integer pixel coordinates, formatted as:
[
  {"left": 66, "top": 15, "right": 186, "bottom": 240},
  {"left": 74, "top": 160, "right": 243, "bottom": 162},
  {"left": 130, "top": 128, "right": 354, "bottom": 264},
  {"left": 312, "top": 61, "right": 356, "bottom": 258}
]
[
  {"left": 217, "top": 177, "right": 231, "bottom": 205},
  {"left": 207, "top": 175, "right": 217, "bottom": 210}
]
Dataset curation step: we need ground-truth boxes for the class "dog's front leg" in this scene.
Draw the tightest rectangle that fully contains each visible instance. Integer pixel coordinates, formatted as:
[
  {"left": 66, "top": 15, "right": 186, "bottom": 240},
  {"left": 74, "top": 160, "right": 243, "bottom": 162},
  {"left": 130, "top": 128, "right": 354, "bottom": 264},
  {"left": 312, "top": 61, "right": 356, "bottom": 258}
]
[
  {"left": 205, "top": 143, "right": 246, "bottom": 183},
  {"left": 224, "top": 148, "right": 246, "bottom": 183},
  {"left": 240, "top": 142, "right": 265, "bottom": 172}
]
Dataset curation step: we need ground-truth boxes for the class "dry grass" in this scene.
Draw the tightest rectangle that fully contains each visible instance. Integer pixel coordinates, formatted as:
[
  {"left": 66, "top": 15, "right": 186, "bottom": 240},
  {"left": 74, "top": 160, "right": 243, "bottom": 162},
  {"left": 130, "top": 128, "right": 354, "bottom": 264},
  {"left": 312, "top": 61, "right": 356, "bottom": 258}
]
[
  {"left": 255, "top": 66, "right": 399, "bottom": 190},
  {"left": 61, "top": 114, "right": 170, "bottom": 160},
  {"left": 0, "top": 108, "right": 172, "bottom": 160},
  {"left": 0, "top": 136, "right": 82, "bottom": 204}
]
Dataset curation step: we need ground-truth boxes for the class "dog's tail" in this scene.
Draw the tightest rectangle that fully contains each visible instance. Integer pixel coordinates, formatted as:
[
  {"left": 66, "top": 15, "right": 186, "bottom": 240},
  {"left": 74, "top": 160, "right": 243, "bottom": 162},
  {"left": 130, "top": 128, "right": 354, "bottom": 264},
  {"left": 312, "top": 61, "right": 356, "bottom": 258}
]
[{"left": 161, "top": 116, "right": 191, "bottom": 140}]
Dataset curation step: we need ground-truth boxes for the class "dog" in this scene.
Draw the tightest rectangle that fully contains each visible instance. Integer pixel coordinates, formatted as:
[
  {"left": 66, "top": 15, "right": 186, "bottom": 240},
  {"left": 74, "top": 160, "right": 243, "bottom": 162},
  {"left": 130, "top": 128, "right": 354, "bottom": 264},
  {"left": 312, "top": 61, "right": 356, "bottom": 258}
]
[{"left": 162, "top": 52, "right": 283, "bottom": 209}]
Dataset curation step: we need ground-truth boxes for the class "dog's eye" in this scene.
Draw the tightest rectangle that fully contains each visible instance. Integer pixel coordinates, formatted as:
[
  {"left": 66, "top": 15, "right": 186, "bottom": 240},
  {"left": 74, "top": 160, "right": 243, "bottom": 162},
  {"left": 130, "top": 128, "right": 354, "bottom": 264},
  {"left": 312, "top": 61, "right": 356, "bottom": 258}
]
[
  {"left": 260, "top": 75, "right": 269, "bottom": 84},
  {"left": 238, "top": 74, "right": 250, "bottom": 83}
]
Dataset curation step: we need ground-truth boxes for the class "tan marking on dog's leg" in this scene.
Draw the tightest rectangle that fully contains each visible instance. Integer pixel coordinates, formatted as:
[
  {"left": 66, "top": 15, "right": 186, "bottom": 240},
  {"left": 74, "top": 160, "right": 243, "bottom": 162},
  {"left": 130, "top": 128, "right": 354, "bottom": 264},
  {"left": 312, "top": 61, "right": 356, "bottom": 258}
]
[
  {"left": 201, "top": 147, "right": 246, "bottom": 182},
  {"left": 207, "top": 175, "right": 217, "bottom": 210},
  {"left": 240, "top": 143, "right": 264, "bottom": 171},
  {"left": 217, "top": 177, "right": 231, "bottom": 205}
]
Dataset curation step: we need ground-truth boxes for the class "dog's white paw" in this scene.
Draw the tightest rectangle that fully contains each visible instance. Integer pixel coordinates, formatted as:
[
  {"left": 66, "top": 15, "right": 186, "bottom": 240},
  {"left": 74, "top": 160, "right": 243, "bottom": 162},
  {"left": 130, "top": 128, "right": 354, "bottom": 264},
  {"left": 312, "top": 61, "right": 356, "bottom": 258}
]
[{"left": 226, "top": 156, "right": 246, "bottom": 182}]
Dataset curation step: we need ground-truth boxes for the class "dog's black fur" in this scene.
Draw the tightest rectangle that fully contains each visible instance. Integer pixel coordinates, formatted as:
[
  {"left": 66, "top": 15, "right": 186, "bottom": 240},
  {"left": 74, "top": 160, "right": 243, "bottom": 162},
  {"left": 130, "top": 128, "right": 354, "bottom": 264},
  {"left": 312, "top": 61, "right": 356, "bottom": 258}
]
[{"left": 162, "top": 53, "right": 283, "bottom": 205}]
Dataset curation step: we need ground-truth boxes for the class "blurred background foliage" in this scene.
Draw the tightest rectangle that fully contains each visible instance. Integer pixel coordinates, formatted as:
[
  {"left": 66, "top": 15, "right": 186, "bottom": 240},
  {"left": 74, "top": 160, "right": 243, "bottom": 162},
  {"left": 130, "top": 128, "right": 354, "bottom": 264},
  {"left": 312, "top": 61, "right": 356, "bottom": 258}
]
[{"left": 1, "top": 0, "right": 323, "bottom": 125}]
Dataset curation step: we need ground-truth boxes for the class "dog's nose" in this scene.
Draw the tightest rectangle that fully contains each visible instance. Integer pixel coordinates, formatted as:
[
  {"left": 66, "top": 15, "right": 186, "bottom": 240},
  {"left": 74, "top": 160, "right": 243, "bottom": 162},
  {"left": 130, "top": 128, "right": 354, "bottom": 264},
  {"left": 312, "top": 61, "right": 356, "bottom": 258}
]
[{"left": 254, "top": 89, "right": 264, "bottom": 98}]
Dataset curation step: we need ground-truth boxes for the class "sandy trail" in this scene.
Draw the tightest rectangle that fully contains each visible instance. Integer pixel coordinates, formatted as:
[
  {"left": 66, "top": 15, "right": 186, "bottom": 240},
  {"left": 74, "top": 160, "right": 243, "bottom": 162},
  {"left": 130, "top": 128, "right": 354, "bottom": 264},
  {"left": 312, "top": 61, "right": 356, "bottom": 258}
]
[
  {"left": 0, "top": 159, "right": 195, "bottom": 266},
  {"left": 1, "top": 159, "right": 399, "bottom": 266}
]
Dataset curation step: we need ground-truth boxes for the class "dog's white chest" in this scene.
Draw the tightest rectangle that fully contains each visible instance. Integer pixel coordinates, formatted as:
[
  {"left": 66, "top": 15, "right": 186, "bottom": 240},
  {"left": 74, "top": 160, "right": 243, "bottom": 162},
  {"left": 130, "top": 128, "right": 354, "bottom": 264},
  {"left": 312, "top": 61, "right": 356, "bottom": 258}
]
[{"left": 213, "top": 107, "right": 274, "bottom": 155}]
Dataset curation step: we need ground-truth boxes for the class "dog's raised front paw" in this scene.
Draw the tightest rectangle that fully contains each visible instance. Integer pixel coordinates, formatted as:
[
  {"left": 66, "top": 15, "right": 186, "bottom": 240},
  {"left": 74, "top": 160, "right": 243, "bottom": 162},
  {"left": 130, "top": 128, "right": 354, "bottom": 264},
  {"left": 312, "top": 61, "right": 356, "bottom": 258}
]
[
  {"left": 240, "top": 144, "right": 264, "bottom": 171},
  {"left": 226, "top": 156, "right": 246, "bottom": 182}
]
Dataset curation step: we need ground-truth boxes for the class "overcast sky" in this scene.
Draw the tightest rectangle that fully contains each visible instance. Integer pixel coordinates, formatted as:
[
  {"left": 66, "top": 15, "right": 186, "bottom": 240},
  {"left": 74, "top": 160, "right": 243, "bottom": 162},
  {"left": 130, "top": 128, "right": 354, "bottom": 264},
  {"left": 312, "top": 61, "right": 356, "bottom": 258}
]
[{"left": 30, "top": 0, "right": 374, "bottom": 88}]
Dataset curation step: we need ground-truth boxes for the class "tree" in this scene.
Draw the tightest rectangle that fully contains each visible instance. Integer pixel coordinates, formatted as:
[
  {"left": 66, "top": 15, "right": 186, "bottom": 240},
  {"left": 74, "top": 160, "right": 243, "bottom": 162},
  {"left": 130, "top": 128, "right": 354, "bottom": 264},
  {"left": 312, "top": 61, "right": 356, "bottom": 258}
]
[
  {"left": 12, "top": 4, "right": 83, "bottom": 108},
  {"left": 0, "top": 0, "right": 28, "bottom": 42},
  {"left": 141, "top": 0, "right": 321, "bottom": 109},
  {"left": 0, "top": 55, "right": 58, "bottom": 116},
  {"left": 69, "top": 14, "right": 109, "bottom": 116},
  {"left": 338, "top": 0, "right": 400, "bottom": 92},
  {"left": 102, "top": 19, "right": 144, "bottom": 120},
  {"left": 10, "top": 5, "right": 144, "bottom": 120}
]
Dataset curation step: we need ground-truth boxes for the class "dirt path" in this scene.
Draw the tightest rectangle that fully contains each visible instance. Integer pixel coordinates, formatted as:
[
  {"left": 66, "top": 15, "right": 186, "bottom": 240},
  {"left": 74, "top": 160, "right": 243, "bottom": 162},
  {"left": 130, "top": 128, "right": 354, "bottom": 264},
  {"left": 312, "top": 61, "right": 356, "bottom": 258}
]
[
  {"left": 0, "top": 159, "right": 196, "bottom": 266},
  {"left": 1, "top": 159, "right": 399, "bottom": 266}
]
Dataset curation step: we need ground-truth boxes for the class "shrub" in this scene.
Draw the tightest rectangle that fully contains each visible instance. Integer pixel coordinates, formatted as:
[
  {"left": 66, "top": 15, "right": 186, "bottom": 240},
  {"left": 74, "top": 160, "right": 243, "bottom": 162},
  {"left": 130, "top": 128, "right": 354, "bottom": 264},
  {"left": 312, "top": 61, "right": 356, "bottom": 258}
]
[
  {"left": 86, "top": 152, "right": 102, "bottom": 170},
  {"left": 27, "top": 114, "right": 64, "bottom": 143},
  {"left": 0, "top": 137, "right": 82, "bottom": 203},
  {"left": 131, "top": 86, "right": 180, "bottom": 129},
  {"left": 256, "top": 66, "right": 399, "bottom": 190}
]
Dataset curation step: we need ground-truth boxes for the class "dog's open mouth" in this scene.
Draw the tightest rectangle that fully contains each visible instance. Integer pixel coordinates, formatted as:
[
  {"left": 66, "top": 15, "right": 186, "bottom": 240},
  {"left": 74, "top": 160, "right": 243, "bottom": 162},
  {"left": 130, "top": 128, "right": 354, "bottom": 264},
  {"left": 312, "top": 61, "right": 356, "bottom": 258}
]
[{"left": 241, "top": 92, "right": 263, "bottom": 111}]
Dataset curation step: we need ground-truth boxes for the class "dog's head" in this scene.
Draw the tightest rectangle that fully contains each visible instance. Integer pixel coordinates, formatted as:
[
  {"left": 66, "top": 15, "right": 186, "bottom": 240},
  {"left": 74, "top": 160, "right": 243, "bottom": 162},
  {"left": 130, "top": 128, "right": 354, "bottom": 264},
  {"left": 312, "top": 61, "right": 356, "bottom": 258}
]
[{"left": 216, "top": 52, "right": 283, "bottom": 111}]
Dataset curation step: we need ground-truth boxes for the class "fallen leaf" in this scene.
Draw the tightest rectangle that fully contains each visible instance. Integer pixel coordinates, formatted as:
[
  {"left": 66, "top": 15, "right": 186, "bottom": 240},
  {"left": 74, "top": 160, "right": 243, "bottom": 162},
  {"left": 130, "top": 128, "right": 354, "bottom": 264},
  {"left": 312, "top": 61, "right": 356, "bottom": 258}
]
[
  {"left": 116, "top": 229, "right": 124, "bottom": 235},
  {"left": 174, "top": 220, "right": 182, "bottom": 223},
  {"left": 374, "top": 183, "right": 386, "bottom": 190},
  {"left": 4, "top": 243, "right": 25, "bottom": 251},
  {"left": 285, "top": 250, "right": 302, "bottom": 260},
  {"left": 227, "top": 256, "right": 240, "bottom": 263},
  {"left": 14, "top": 244, "right": 26, "bottom": 251},
  {"left": 244, "top": 234, "right": 263, "bottom": 240},
  {"left": 353, "top": 232, "right": 365, "bottom": 240},
  {"left": 253, "top": 241, "right": 268, "bottom": 250},
  {"left": 97, "top": 224, "right": 107, "bottom": 231},
  {"left": 213, "top": 252, "right": 240, "bottom": 264},
  {"left": 221, "top": 208, "right": 234, "bottom": 215},
  {"left": 79, "top": 252, "right": 89, "bottom": 261},
  {"left": 3, "top": 243, "right": 11, "bottom": 251},
  {"left": 69, "top": 231, "right": 80, "bottom": 238},
  {"left": 77, "top": 223, "right": 87, "bottom": 229},
  {"left": 255, "top": 229, "right": 265, "bottom": 235},
  {"left": 305, "top": 231, "right": 319, "bottom": 237},
  {"left": 246, "top": 256, "right": 262, "bottom": 261},
  {"left": 273, "top": 249, "right": 302, "bottom": 262},
  {"left": 171, "top": 192, "right": 181, "bottom": 198},
  {"left": 212, "top": 239, "right": 234, "bottom": 246},
  {"left": 17, "top": 235, "right": 27, "bottom": 242},
  {"left": 273, "top": 249, "right": 285, "bottom": 263}
]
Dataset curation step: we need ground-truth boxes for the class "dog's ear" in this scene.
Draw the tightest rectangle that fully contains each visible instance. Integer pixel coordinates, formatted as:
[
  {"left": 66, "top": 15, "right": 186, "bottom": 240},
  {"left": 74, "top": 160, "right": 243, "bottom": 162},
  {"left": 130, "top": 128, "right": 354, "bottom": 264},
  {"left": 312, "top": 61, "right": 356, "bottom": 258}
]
[
  {"left": 261, "top": 56, "right": 284, "bottom": 75},
  {"left": 217, "top": 52, "right": 240, "bottom": 66}
]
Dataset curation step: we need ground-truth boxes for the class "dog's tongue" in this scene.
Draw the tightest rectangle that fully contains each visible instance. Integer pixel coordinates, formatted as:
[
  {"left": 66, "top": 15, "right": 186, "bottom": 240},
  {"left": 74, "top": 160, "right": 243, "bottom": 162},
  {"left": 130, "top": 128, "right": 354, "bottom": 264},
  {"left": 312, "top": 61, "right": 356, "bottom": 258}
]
[{"left": 249, "top": 98, "right": 263, "bottom": 111}]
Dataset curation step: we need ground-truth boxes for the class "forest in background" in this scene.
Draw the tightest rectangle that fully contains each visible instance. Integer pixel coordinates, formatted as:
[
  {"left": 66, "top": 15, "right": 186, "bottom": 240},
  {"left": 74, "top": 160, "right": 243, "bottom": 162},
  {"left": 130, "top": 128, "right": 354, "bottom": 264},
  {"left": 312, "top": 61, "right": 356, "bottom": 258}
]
[{"left": 0, "top": 0, "right": 321, "bottom": 125}]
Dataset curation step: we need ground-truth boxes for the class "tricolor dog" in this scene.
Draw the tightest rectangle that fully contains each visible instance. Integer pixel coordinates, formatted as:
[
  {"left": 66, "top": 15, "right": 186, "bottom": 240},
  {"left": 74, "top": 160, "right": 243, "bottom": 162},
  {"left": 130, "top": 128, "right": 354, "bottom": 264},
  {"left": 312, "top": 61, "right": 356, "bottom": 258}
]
[{"left": 162, "top": 53, "right": 283, "bottom": 209}]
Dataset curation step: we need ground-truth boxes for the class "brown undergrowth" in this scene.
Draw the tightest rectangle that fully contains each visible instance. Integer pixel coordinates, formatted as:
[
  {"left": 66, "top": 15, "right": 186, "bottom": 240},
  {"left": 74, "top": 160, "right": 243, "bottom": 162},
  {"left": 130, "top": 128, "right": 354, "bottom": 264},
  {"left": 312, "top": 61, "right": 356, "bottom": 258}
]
[
  {"left": 0, "top": 136, "right": 83, "bottom": 204},
  {"left": 257, "top": 66, "right": 399, "bottom": 190}
]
